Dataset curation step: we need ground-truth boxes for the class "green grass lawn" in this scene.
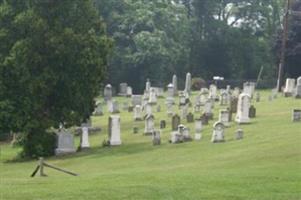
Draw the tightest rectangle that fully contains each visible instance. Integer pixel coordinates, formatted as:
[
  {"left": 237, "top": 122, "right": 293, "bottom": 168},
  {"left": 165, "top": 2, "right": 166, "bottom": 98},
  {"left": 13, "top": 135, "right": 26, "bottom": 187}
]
[{"left": 0, "top": 91, "right": 301, "bottom": 200}]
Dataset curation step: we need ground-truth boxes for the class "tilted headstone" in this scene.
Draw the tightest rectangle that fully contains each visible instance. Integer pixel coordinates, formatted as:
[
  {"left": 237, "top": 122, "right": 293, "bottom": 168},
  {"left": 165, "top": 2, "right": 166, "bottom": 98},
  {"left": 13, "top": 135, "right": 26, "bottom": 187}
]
[
  {"left": 104, "top": 84, "right": 112, "bottom": 102},
  {"left": 219, "top": 109, "right": 230, "bottom": 127},
  {"left": 235, "top": 129, "right": 244, "bottom": 140},
  {"left": 171, "top": 114, "right": 181, "bottom": 131},
  {"left": 283, "top": 78, "right": 295, "bottom": 97},
  {"left": 55, "top": 129, "right": 76, "bottom": 155},
  {"left": 235, "top": 93, "right": 251, "bottom": 124},
  {"left": 249, "top": 105, "right": 256, "bottom": 118},
  {"left": 211, "top": 122, "right": 225, "bottom": 143},
  {"left": 184, "top": 72, "right": 192, "bottom": 95},
  {"left": 186, "top": 112, "right": 194, "bottom": 123},
  {"left": 152, "top": 130, "right": 161, "bottom": 145},
  {"left": 144, "top": 114, "right": 155, "bottom": 135},
  {"left": 292, "top": 109, "right": 301, "bottom": 122},
  {"left": 108, "top": 115, "right": 121, "bottom": 146}
]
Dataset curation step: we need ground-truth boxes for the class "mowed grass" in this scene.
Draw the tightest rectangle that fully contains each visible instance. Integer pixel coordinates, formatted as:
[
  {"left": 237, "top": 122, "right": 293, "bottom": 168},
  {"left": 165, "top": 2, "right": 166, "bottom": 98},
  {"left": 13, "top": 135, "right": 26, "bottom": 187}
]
[{"left": 0, "top": 90, "right": 300, "bottom": 200}]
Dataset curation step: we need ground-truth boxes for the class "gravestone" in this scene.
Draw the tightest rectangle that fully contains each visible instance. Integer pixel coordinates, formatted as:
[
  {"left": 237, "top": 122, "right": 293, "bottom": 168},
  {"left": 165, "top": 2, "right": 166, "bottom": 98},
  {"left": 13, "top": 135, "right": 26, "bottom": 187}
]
[
  {"left": 108, "top": 115, "right": 121, "bottom": 146},
  {"left": 235, "top": 129, "right": 244, "bottom": 140},
  {"left": 203, "top": 100, "right": 213, "bottom": 119},
  {"left": 243, "top": 82, "right": 255, "bottom": 98},
  {"left": 144, "top": 103, "right": 152, "bottom": 116},
  {"left": 134, "top": 105, "right": 143, "bottom": 121},
  {"left": 284, "top": 78, "right": 295, "bottom": 97},
  {"left": 94, "top": 102, "right": 103, "bottom": 116},
  {"left": 156, "top": 105, "right": 161, "bottom": 112},
  {"left": 131, "top": 95, "right": 142, "bottom": 106},
  {"left": 166, "top": 103, "right": 174, "bottom": 117},
  {"left": 145, "top": 79, "right": 151, "bottom": 94},
  {"left": 133, "top": 127, "right": 139, "bottom": 134},
  {"left": 152, "top": 130, "right": 161, "bottom": 145},
  {"left": 119, "top": 83, "right": 128, "bottom": 96},
  {"left": 256, "top": 92, "right": 260, "bottom": 102},
  {"left": 128, "top": 106, "right": 134, "bottom": 112},
  {"left": 295, "top": 77, "right": 301, "bottom": 98},
  {"left": 220, "top": 91, "right": 230, "bottom": 106},
  {"left": 80, "top": 126, "right": 90, "bottom": 149},
  {"left": 182, "top": 127, "right": 192, "bottom": 142},
  {"left": 200, "top": 113, "right": 209, "bottom": 125},
  {"left": 233, "top": 87, "right": 240, "bottom": 98},
  {"left": 292, "top": 109, "right": 301, "bottom": 122},
  {"left": 249, "top": 105, "right": 256, "bottom": 118},
  {"left": 160, "top": 120, "right": 166, "bottom": 129},
  {"left": 172, "top": 75, "right": 178, "bottom": 96},
  {"left": 112, "top": 101, "right": 120, "bottom": 113},
  {"left": 199, "top": 88, "right": 209, "bottom": 105},
  {"left": 219, "top": 109, "right": 230, "bottom": 127},
  {"left": 126, "top": 86, "right": 133, "bottom": 97},
  {"left": 194, "top": 119, "right": 202, "bottom": 141},
  {"left": 166, "top": 83, "right": 175, "bottom": 105},
  {"left": 209, "top": 84, "right": 218, "bottom": 100},
  {"left": 171, "top": 114, "right": 181, "bottom": 131},
  {"left": 179, "top": 92, "right": 186, "bottom": 106},
  {"left": 211, "top": 122, "right": 225, "bottom": 143},
  {"left": 149, "top": 88, "right": 157, "bottom": 105},
  {"left": 170, "top": 131, "right": 183, "bottom": 144},
  {"left": 144, "top": 114, "right": 155, "bottom": 135},
  {"left": 55, "top": 129, "right": 76, "bottom": 155},
  {"left": 180, "top": 105, "right": 188, "bottom": 119},
  {"left": 186, "top": 112, "right": 194, "bottom": 123},
  {"left": 184, "top": 72, "right": 192, "bottom": 95},
  {"left": 235, "top": 93, "right": 251, "bottom": 124},
  {"left": 104, "top": 84, "right": 112, "bottom": 102}
]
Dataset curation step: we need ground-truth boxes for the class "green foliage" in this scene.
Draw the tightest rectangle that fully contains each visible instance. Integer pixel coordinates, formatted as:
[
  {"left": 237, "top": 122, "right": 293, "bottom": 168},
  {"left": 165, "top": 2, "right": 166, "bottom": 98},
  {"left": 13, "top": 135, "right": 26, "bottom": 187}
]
[{"left": 0, "top": 0, "right": 112, "bottom": 157}]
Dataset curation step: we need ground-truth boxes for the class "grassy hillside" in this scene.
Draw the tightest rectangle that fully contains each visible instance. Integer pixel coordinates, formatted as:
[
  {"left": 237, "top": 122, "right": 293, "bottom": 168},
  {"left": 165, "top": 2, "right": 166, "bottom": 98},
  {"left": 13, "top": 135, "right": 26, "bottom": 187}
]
[{"left": 0, "top": 91, "right": 300, "bottom": 200}]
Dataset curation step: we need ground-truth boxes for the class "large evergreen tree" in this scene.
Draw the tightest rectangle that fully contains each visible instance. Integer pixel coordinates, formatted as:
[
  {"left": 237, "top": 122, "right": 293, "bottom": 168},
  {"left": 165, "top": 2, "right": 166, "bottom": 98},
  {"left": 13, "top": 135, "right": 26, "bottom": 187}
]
[{"left": 0, "top": 0, "right": 111, "bottom": 157}]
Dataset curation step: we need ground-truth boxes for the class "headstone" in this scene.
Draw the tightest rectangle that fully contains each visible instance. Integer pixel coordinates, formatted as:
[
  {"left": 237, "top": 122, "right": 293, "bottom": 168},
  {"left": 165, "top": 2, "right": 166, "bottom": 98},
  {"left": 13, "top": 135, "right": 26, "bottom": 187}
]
[
  {"left": 194, "top": 119, "right": 202, "bottom": 141},
  {"left": 219, "top": 109, "right": 230, "bottom": 127},
  {"left": 211, "top": 122, "right": 225, "bottom": 143},
  {"left": 292, "top": 109, "right": 301, "bottom": 122},
  {"left": 184, "top": 72, "right": 192, "bottom": 95},
  {"left": 295, "top": 77, "right": 301, "bottom": 98},
  {"left": 166, "top": 83, "right": 175, "bottom": 105},
  {"left": 186, "top": 112, "right": 194, "bottom": 123},
  {"left": 122, "top": 102, "right": 129, "bottom": 111},
  {"left": 203, "top": 100, "right": 213, "bottom": 119},
  {"left": 94, "top": 102, "right": 103, "bottom": 116},
  {"left": 133, "top": 127, "right": 139, "bottom": 134},
  {"left": 283, "top": 78, "right": 295, "bottom": 97},
  {"left": 182, "top": 127, "right": 192, "bottom": 142},
  {"left": 104, "top": 84, "right": 112, "bottom": 102},
  {"left": 126, "top": 86, "right": 133, "bottom": 97},
  {"left": 152, "top": 130, "right": 161, "bottom": 145},
  {"left": 145, "top": 79, "right": 151, "bottom": 94},
  {"left": 128, "top": 106, "right": 134, "bottom": 112},
  {"left": 80, "top": 126, "right": 90, "bottom": 149},
  {"left": 243, "top": 82, "right": 256, "bottom": 98},
  {"left": 160, "top": 120, "right": 166, "bottom": 129},
  {"left": 179, "top": 91, "right": 186, "bottom": 106},
  {"left": 170, "top": 131, "right": 183, "bottom": 144},
  {"left": 134, "top": 105, "right": 143, "bottom": 121},
  {"left": 180, "top": 105, "right": 189, "bottom": 119},
  {"left": 144, "top": 114, "right": 155, "bottom": 135},
  {"left": 172, "top": 75, "right": 178, "bottom": 96},
  {"left": 107, "top": 100, "right": 113, "bottom": 113},
  {"left": 166, "top": 103, "right": 174, "bottom": 117},
  {"left": 199, "top": 88, "right": 209, "bottom": 105},
  {"left": 200, "top": 114, "right": 209, "bottom": 125},
  {"left": 148, "top": 88, "right": 157, "bottom": 105},
  {"left": 209, "top": 84, "right": 218, "bottom": 100},
  {"left": 112, "top": 101, "right": 120, "bottom": 113},
  {"left": 108, "top": 115, "right": 121, "bottom": 146},
  {"left": 235, "top": 93, "right": 251, "bottom": 124},
  {"left": 55, "top": 129, "right": 76, "bottom": 155},
  {"left": 171, "top": 114, "right": 181, "bottom": 131},
  {"left": 119, "top": 83, "right": 128, "bottom": 96},
  {"left": 220, "top": 91, "right": 230, "bottom": 106},
  {"left": 249, "top": 105, "right": 256, "bottom": 118},
  {"left": 131, "top": 95, "right": 142, "bottom": 106},
  {"left": 256, "top": 92, "right": 260, "bottom": 102},
  {"left": 144, "top": 103, "right": 152, "bottom": 116},
  {"left": 233, "top": 87, "right": 240, "bottom": 98},
  {"left": 235, "top": 129, "right": 244, "bottom": 140}
]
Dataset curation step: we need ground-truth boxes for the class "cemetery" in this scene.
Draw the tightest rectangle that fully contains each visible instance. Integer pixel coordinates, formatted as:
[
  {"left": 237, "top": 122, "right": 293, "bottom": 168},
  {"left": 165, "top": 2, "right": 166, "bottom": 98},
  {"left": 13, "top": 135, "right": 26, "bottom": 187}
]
[{"left": 0, "top": 1, "right": 300, "bottom": 200}]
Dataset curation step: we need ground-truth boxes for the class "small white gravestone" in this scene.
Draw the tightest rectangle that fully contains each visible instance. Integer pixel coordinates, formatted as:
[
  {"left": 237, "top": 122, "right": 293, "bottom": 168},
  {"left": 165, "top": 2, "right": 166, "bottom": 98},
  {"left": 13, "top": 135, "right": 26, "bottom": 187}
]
[
  {"left": 55, "top": 129, "right": 76, "bottom": 155},
  {"left": 170, "top": 131, "right": 183, "bottom": 144},
  {"left": 119, "top": 83, "right": 128, "bottom": 96},
  {"left": 144, "top": 103, "right": 152, "bottom": 116},
  {"left": 220, "top": 91, "right": 230, "bottom": 106},
  {"left": 131, "top": 95, "right": 142, "bottom": 106},
  {"left": 203, "top": 100, "right": 213, "bottom": 119},
  {"left": 219, "top": 109, "right": 230, "bottom": 127},
  {"left": 243, "top": 82, "right": 255, "bottom": 98},
  {"left": 199, "top": 88, "right": 209, "bottom": 105},
  {"left": 166, "top": 103, "right": 174, "bottom": 117},
  {"left": 284, "top": 78, "right": 296, "bottom": 97},
  {"left": 211, "top": 122, "right": 225, "bottom": 143},
  {"left": 112, "top": 101, "right": 120, "bottom": 113},
  {"left": 209, "top": 84, "right": 218, "bottom": 100},
  {"left": 195, "top": 119, "right": 202, "bottom": 141},
  {"left": 179, "top": 91, "right": 187, "bottom": 106},
  {"left": 292, "top": 109, "right": 301, "bottom": 122},
  {"left": 108, "top": 115, "right": 121, "bottom": 146},
  {"left": 144, "top": 114, "right": 155, "bottom": 135},
  {"left": 104, "top": 84, "right": 112, "bottom": 101},
  {"left": 126, "top": 86, "right": 133, "bottom": 97},
  {"left": 149, "top": 88, "right": 157, "bottom": 105},
  {"left": 172, "top": 75, "right": 178, "bottom": 96},
  {"left": 235, "top": 93, "right": 251, "bottom": 124},
  {"left": 81, "top": 126, "right": 90, "bottom": 149},
  {"left": 166, "top": 83, "right": 175, "bottom": 105},
  {"left": 134, "top": 105, "right": 143, "bottom": 121},
  {"left": 145, "top": 79, "right": 151, "bottom": 94}
]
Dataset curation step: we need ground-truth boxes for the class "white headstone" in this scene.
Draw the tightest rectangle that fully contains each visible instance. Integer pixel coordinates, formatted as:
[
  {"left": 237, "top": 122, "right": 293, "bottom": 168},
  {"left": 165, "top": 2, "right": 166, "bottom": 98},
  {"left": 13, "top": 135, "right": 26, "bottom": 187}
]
[
  {"left": 149, "top": 88, "right": 157, "bottom": 105},
  {"left": 104, "top": 84, "right": 112, "bottom": 101},
  {"left": 81, "top": 126, "right": 90, "bottom": 148},
  {"left": 144, "top": 114, "right": 155, "bottom": 135},
  {"left": 184, "top": 73, "right": 192, "bottom": 95},
  {"left": 283, "top": 78, "right": 295, "bottom": 97},
  {"left": 134, "top": 105, "right": 143, "bottom": 121},
  {"left": 55, "top": 129, "right": 76, "bottom": 155},
  {"left": 211, "top": 122, "right": 225, "bottom": 143},
  {"left": 219, "top": 109, "right": 230, "bottom": 127},
  {"left": 108, "top": 115, "right": 121, "bottom": 145},
  {"left": 235, "top": 93, "right": 251, "bottom": 124},
  {"left": 172, "top": 75, "right": 178, "bottom": 96}
]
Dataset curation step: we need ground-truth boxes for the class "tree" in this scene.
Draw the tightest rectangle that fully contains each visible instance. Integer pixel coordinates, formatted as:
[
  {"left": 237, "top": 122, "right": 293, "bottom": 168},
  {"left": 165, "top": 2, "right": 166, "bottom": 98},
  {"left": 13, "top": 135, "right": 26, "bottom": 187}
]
[{"left": 0, "top": 0, "right": 111, "bottom": 157}]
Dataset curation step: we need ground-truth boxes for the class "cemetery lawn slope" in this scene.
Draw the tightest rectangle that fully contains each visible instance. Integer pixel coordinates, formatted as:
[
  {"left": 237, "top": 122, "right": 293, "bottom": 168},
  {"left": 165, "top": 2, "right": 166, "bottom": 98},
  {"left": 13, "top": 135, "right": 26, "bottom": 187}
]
[{"left": 0, "top": 91, "right": 300, "bottom": 200}]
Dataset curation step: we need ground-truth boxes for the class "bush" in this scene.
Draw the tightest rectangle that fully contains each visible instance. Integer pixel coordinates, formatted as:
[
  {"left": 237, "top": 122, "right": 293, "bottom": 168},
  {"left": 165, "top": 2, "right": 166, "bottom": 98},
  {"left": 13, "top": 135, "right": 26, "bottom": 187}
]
[
  {"left": 17, "top": 130, "right": 57, "bottom": 158},
  {"left": 192, "top": 78, "right": 206, "bottom": 90}
]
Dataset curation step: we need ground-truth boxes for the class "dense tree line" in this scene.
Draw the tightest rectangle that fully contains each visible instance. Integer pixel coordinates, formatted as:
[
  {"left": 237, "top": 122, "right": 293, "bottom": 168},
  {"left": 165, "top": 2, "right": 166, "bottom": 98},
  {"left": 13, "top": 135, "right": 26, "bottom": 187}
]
[{"left": 95, "top": 0, "right": 289, "bottom": 92}]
